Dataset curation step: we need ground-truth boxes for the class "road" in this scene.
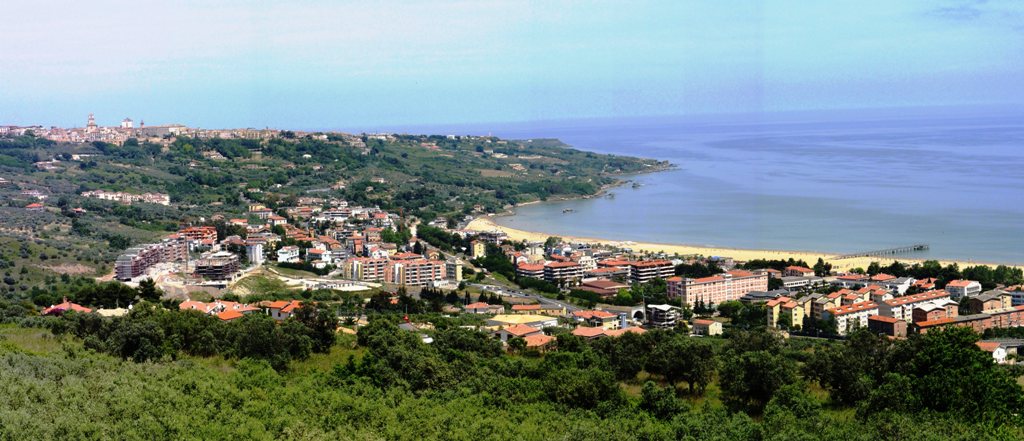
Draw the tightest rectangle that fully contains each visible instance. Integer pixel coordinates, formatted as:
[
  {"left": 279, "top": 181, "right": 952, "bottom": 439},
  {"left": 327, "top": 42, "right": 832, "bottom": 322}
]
[{"left": 468, "top": 283, "right": 581, "bottom": 313}]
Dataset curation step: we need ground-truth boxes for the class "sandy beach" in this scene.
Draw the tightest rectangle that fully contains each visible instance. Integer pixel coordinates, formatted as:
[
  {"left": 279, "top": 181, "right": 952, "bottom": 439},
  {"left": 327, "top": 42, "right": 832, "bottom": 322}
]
[{"left": 466, "top": 217, "right": 1013, "bottom": 272}]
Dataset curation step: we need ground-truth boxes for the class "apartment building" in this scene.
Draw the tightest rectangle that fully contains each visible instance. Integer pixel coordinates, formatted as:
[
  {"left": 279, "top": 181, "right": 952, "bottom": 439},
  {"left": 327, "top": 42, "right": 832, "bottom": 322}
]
[
  {"left": 194, "top": 252, "right": 240, "bottom": 281},
  {"left": 390, "top": 259, "right": 446, "bottom": 286},
  {"left": 344, "top": 257, "right": 388, "bottom": 282},
  {"left": 629, "top": 260, "right": 675, "bottom": 284},
  {"left": 945, "top": 279, "right": 983, "bottom": 300},
  {"left": 877, "top": 290, "right": 952, "bottom": 324},
  {"left": 646, "top": 304, "right": 680, "bottom": 328},
  {"left": 114, "top": 239, "right": 187, "bottom": 281},
  {"left": 823, "top": 301, "right": 879, "bottom": 336},
  {"left": 178, "top": 226, "right": 218, "bottom": 243},
  {"left": 766, "top": 296, "right": 805, "bottom": 329},
  {"left": 544, "top": 261, "right": 583, "bottom": 287},
  {"left": 667, "top": 270, "right": 768, "bottom": 308}
]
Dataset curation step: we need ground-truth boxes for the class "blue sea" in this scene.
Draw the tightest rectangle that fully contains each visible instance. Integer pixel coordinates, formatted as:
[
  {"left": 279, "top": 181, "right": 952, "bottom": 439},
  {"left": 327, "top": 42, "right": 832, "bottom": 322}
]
[{"left": 364, "top": 106, "right": 1024, "bottom": 264}]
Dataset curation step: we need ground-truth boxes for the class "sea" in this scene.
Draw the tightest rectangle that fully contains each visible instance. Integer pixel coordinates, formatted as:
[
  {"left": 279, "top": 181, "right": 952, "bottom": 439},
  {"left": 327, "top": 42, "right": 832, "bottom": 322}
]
[{"left": 361, "top": 106, "right": 1024, "bottom": 265}]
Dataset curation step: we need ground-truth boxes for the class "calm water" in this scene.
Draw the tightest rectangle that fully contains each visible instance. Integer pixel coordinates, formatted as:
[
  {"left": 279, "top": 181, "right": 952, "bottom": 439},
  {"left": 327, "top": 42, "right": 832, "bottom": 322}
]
[{"left": 367, "top": 107, "right": 1024, "bottom": 264}]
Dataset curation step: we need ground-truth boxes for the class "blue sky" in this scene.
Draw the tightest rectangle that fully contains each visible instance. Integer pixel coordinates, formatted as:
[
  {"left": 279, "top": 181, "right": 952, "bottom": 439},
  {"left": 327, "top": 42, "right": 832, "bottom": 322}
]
[{"left": 1, "top": 0, "right": 1022, "bottom": 130}]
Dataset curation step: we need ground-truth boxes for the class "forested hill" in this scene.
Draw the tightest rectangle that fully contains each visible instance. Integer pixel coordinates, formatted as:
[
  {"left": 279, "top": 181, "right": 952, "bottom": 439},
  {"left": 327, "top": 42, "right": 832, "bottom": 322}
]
[{"left": 0, "top": 132, "right": 667, "bottom": 219}]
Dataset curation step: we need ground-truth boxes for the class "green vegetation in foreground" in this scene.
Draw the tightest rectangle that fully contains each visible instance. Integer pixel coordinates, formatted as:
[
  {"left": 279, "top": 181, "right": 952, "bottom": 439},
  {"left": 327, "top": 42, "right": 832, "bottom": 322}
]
[{"left": 0, "top": 307, "right": 1021, "bottom": 440}]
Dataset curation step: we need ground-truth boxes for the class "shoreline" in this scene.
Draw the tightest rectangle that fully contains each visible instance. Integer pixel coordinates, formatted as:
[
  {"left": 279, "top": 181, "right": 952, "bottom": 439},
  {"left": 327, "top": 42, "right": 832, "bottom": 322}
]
[{"left": 466, "top": 217, "right": 1019, "bottom": 272}]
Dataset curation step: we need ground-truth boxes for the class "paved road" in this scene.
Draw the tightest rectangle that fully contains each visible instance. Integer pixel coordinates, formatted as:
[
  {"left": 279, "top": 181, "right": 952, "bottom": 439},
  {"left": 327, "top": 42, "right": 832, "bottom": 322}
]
[{"left": 469, "top": 283, "right": 581, "bottom": 313}]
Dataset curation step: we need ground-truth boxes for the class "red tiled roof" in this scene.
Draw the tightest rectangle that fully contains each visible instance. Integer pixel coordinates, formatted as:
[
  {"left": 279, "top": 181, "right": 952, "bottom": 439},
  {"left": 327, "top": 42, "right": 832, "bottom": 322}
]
[
  {"left": 511, "top": 304, "right": 541, "bottom": 311},
  {"left": 582, "top": 279, "right": 629, "bottom": 290},
  {"left": 868, "top": 315, "right": 901, "bottom": 324},
  {"left": 545, "top": 261, "right": 580, "bottom": 269},
  {"left": 693, "top": 319, "right": 716, "bottom": 326},
  {"left": 523, "top": 334, "right": 555, "bottom": 347},
  {"left": 42, "top": 300, "right": 92, "bottom": 315},
  {"left": 976, "top": 341, "right": 1002, "bottom": 352},
  {"left": 766, "top": 297, "right": 793, "bottom": 307},
  {"left": 826, "top": 301, "right": 878, "bottom": 316},
  {"left": 465, "top": 302, "right": 490, "bottom": 309},
  {"left": 216, "top": 310, "right": 245, "bottom": 321},
  {"left": 916, "top": 317, "right": 956, "bottom": 328},
  {"left": 786, "top": 266, "right": 813, "bottom": 273},
  {"left": 692, "top": 275, "right": 725, "bottom": 284},
  {"left": 571, "top": 327, "right": 607, "bottom": 338},
  {"left": 946, "top": 279, "right": 978, "bottom": 288},
  {"left": 504, "top": 324, "right": 541, "bottom": 337},
  {"left": 884, "top": 290, "right": 949, "bottom": 306},
  {"left": 517, "top": 263, "right": 545, "bottom": 271},
  {"left": 604, "top": 327, "right": 646, "bottom": 337},
  {"left": 631, "top": 260, "right": 672, "bottom": 268},
  {"left": 573, "top": 310, "right": 616, "bottom": 319}
]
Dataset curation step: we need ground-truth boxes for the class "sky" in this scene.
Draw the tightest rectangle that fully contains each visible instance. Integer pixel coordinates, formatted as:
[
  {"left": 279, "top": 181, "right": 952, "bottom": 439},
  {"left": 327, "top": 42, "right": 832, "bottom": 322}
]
[{"left": 1, "top": 0, "right": 1022, "bottom": 130}]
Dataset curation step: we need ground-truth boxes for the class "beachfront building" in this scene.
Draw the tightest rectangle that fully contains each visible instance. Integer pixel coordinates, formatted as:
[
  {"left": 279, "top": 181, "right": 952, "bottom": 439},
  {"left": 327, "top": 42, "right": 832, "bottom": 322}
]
[{"left": 667, "top": 270, "right": 769, "bottom": 308}]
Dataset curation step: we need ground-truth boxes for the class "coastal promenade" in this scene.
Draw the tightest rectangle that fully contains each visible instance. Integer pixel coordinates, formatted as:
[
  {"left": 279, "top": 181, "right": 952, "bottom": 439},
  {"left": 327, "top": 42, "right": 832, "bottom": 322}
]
[{"left": 466, "top": 218, "right": 1012, "bottom": 272}]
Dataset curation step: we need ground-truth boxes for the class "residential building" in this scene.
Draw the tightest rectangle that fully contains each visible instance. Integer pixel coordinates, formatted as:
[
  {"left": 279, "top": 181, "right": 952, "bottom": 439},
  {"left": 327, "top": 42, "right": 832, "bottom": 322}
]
[
  {"left": 194, "top": 252, "right": 240, "bottom": 281},
  {"left": 264, "top": 300, "right": 302, "bottom": 321},
  {"left": 945, "top": 279, "right": 982, "bottom": 300},
  {"left": 445, "top": 259, "right": 463, "bottom": 282},
  {"left": 42, "top": 298, "right": 93, "bottom": 315},
  {"left": 766, "top": 296, "right": 805, "bottom": 330},
  {"left": 246, "top": 242, "right": 264, "bottom": 265},
  {"left": 629, "top": 260, "right": 675, "bottom": 284},
  {"left": 390, "top": 259, "right": 446, "bottom": 286},
  {"left": 179, "top": 226, "right": 218, "bottom": 244},
  {"left": 572, "top": 310, "right": 618, "bottom": 329},
  {"left": 667, "top": 270, "right": 768, "bottom": 308},
  {"left": 277, "top": 245, "right": 300, "bottom": 263},
  {"left": 867, "top": 315, "right": 907, "bottom": 338},
  {"left": 823, "top": 301, "right": 879, "bottom": 336},
  {"left": 115, "top": 239, "right": 187, "bottom": 281},
  {"left": 544, "top": 261, "right": 583, "bottom": 287},
  {"left": 739, "top": 289, "right": 790, "bottom": 303},
  {"left": 784, "top": 266, "right": 815, "bottom": 277},
  {"left": 496, "top": 324, "right": 543, "bottom": 343},
  {"left": 464, "top": 302, "right": 504, "bottom": 314},
  {"left": 645, "top": 304, "right": 680, "bottom": 328},
  {"left": 967, "top": 290, "right": 1012, "bottom": 314},
  {"left": 691, "top": 319, "right": 723, "bottom": 336},
  {"left": 576, "top": 279, "right": 630, "bottom": 298},
  {"left": 781, "top": 276, "right": 824, "bottom": 290},
  {"left": 344, "top": 257, "right": 388, "bottom": 282},
  {"left": 877, "top": 290, "right": 952, "bottom": 323},
  {"left": 470, "top": 241, "right": 486, "bottom": 259}
]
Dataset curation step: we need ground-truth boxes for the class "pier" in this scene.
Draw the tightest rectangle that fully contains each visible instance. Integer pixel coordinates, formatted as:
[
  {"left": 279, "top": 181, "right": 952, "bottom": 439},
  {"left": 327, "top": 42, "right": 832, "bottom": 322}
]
[{"left": 834, "top": 244, "right": 929, "bottom": 260}]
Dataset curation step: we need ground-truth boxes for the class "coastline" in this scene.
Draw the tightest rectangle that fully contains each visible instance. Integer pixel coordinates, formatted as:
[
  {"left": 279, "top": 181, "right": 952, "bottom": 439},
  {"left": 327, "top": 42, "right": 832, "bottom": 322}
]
[{"left": 466, "top": 217, "right": 1017, "bottom": 272}]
